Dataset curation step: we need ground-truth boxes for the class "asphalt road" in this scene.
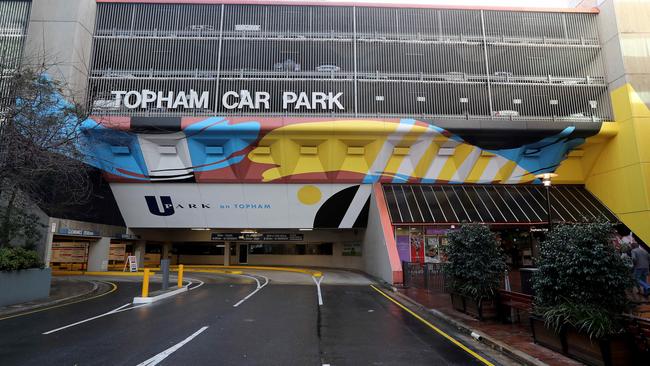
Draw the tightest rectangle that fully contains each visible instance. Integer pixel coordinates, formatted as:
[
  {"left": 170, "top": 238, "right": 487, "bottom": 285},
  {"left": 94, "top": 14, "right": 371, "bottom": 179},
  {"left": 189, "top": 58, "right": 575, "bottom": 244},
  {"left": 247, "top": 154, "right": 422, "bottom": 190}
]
[{"left": 0, "top": 272, "right": 500, "bottom": 366}]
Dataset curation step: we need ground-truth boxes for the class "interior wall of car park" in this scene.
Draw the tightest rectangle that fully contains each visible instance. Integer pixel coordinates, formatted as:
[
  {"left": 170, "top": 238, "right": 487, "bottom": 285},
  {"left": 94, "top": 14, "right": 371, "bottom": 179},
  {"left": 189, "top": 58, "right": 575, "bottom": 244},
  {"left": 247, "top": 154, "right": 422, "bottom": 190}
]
[{"left": 89, "top": 2, "right": 612, "bottom": 121}]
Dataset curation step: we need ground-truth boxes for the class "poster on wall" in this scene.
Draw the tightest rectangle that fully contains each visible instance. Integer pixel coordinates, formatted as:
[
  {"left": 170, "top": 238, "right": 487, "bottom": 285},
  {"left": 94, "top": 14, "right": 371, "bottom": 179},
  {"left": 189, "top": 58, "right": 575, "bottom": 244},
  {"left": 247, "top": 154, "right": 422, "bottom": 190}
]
[
  {"left": 410, "top": 232, "right": 424, "bottom": 263},
  {"left": 342, "top": 242, "right": 362, "bottom": 256},
  {"left": 396, "top": 235, "right": 411, "bottom": 262},
  {"left": 109, "top": 243, "right": 126, "bottom": 261},
  {"left": 50, "top": 242, "right": 88, "bottom": 263}
]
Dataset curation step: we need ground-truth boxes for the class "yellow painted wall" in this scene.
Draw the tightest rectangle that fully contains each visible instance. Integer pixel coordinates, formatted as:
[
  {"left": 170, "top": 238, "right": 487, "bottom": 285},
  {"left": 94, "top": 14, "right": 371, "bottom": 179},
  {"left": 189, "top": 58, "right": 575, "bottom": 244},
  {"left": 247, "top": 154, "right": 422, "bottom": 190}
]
[{"left": 586, "top": 84, "right": 650, "bottom": 243}]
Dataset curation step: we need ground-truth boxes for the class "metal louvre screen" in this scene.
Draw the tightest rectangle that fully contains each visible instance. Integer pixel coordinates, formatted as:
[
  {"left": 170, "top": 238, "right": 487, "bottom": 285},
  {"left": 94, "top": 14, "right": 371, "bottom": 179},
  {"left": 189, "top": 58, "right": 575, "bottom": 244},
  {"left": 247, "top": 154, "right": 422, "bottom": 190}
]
[
  {"left": 383, "top": 184, "right": 618, "bottom": 225},
  {"left": 0, "top": 0, "right": 31, "bottom": 107},
  {"left": 89, "top": 3, "right": 612, "bottom": 122}
]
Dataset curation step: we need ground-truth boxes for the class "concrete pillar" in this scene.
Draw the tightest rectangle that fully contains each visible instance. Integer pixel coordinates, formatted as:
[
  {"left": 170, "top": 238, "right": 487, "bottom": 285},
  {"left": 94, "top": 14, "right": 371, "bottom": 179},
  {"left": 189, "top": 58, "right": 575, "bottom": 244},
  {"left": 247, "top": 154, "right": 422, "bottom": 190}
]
[
  {"left": 162, "top": 241, "right": 173, "bottom": 261},
  {"left": 224, "top": 242, "right": 231, "bottom": 266},
  {"left": 87, "top": 237, "right": 110, "bottom": 272},
  {"left": 24, "top": 0, "right": 97, "bottom": 101},
  {"left": 43, "top": 219, "right": 56, "bottom": 268},
  {"left": 134, "top": 240, "right": 146, "bottom": 269}
]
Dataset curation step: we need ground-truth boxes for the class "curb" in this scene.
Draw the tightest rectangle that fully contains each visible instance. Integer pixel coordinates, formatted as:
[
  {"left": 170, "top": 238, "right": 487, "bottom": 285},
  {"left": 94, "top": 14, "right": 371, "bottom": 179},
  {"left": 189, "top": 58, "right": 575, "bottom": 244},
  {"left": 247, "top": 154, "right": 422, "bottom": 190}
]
[
  {"left": 0, "top": 279, "right": 104, "bottom": 319},
  {"left": 384, "top": 286, "right": 548, "bottom": 366},
  {"left": 133, "top": 286, "right": 188, "bottom": 304},
  {"left": 53, "top": 271, "right": 151, "bottom": 277}
]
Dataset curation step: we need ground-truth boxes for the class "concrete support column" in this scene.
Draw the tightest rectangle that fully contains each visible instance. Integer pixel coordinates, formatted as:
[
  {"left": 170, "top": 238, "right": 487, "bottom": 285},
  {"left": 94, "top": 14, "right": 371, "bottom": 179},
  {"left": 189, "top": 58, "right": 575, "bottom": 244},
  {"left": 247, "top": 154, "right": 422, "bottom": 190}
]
[
  {"left": 87, "top": 237, "right": 110, "bottom": 272},
  {"left": 224, "top": 242, "right": 231, "bottom": 266},
  {"left": 43, "top": 219, "right": 56, "bottom": 268},
  {"left": 162, "top": 241, "right": 173, "bottom": 261},
  {"left": 134, "top": 240, "right": 146, "bottom": 269}
]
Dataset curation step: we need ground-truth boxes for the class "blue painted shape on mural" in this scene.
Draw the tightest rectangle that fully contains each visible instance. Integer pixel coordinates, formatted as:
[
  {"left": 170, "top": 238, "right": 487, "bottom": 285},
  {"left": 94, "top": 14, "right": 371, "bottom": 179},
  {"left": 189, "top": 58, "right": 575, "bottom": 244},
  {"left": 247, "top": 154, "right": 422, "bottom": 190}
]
[
  {"left": 78, "top": 118, "right": 149, "bottom": 180},
  {"left": 487, "top": 126, "right": 584, "bottom": 177},
  {"left": 184, "top": 117, "right": 260, "bottom": 172},
  {"left": 12, "top": 74, "right": 148, "bottom": 180}
]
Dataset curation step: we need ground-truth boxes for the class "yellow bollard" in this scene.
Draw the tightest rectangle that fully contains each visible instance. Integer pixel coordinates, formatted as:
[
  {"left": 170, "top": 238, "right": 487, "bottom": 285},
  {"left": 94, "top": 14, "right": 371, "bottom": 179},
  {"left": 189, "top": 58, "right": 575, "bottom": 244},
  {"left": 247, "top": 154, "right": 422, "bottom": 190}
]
[
  {"left": 141, "top": 268, "right": 150, "bottom": 297},
  {"left": 177, "top": 264, "right": 184, "bottom": 288}
]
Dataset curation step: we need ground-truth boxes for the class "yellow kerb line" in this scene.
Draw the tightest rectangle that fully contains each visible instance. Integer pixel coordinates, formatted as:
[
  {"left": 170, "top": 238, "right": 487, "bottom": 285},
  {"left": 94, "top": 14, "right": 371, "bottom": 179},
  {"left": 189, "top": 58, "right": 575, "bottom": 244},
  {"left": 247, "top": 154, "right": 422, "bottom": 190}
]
[
  {"left": 370, "top": 285, "right": 494, "bottom": 366},
  {"left": 0, "top": 281, "right": 118, "bottom": 322}
]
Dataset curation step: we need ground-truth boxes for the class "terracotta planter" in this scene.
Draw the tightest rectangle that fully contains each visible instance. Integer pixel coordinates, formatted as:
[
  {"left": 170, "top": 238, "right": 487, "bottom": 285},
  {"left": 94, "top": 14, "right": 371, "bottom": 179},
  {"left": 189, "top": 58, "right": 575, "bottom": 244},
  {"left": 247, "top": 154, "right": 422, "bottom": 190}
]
[
  {"left": 564, "top": 327, "right": 633, "bottom": 366},
  {"left": 530, "top": 315, "right": 566, "bottom": 354}
]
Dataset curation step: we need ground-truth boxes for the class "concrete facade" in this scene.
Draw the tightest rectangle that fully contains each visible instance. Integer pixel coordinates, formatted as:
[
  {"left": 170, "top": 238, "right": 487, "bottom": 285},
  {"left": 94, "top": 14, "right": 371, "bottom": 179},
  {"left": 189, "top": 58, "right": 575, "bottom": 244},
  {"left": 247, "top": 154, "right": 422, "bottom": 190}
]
[
  {"left": 0, "top": 268, "right": 51, "bottom": 307},
  {"left": 585, "top": 0, "right": 650, "bottom": 244},
  {"left": 22, "top": 0, "right": 96, "bottom": 102}
]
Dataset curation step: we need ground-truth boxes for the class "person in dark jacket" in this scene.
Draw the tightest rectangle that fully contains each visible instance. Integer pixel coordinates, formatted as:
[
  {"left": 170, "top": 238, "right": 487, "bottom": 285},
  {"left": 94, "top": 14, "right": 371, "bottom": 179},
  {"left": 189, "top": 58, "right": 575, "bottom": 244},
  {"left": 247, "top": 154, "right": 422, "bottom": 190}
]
[{"left": 631, "top": 241, "right": 650, "bottom": 297}]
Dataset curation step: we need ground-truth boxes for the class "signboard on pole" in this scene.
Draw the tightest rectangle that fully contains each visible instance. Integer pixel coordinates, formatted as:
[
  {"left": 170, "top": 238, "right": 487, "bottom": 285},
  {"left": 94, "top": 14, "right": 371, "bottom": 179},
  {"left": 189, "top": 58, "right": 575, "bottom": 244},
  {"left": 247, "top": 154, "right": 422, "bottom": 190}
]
[{"left": 211, "top": 233, "right": 304, "bottom": 242}]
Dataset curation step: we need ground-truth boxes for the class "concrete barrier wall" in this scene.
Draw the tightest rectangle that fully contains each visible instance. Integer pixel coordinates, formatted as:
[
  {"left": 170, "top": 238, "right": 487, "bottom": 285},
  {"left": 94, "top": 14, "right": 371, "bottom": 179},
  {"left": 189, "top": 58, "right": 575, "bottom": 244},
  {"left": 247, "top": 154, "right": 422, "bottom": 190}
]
[
  {"left": 0, "top": 268, "right": 51, "bottom": 307},
  {"left": 362, "top": 184, "right": 403, "bottom": 285}
]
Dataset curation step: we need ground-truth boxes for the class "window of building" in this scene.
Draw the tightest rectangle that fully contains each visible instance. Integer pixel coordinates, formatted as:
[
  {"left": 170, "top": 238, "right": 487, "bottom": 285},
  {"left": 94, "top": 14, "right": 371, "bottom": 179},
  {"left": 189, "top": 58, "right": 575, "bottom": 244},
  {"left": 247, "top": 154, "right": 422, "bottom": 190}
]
[{"left": 248, "top": 243, "right": 333, "bottom": 255}]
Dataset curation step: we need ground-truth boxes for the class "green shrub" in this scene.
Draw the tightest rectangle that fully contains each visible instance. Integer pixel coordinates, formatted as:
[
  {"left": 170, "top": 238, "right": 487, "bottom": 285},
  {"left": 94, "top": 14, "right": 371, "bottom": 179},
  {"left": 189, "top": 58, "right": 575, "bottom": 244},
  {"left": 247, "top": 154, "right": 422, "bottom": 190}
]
[
  {"left": 443, "top": 224, "right": 507, "bottom": 301},
  {"left": 532, "top": 222, "right": 634, "bottom": 339},
  {"left": 0, "top": 246, "right": 43, "bottom": 271}
]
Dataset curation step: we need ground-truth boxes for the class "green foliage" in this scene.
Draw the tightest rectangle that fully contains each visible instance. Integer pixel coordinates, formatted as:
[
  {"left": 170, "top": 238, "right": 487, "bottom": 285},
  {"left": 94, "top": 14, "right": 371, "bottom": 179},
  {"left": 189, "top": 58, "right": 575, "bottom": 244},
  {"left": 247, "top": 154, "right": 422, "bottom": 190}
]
[
  {"left": 542, "top": 301, "right": 616, "bottom": 340},
  {"left": 0, "top": 246, "right": 43, "bottom": 271},
  {"left": 532, "top": 222, "right": 634, "bottom": 338},
  {"left": 443, "top": 224, "right": 507, "bottom": 301},
  {"left": 0, "top": 203, "right": 44, "bottom": 248}
]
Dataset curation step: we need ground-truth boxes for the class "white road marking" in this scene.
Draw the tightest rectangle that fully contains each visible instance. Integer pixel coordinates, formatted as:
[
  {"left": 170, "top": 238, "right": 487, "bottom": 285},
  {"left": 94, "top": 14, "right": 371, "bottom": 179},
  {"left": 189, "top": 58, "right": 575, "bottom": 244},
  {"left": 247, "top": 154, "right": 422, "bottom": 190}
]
[
  {"left": 312, "top": 276, "right": 324, "bottom": 306},
  {"left": 43, "top": 302, "right": 135, "bottom": 335},
  {"left": 233, "top": 274, "right": 269, "bottom": 308},
  {"left": 136, "top": 326, "right": 209, "bottom": 366},
  {"left": 187, "top": 278, "right": 204, "bottom": 291}
]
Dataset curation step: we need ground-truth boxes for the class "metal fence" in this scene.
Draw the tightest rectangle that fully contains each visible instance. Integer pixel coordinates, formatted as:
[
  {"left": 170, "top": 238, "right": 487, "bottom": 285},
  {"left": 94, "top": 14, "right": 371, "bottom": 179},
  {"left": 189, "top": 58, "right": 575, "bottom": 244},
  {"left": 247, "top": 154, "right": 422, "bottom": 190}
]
[
  {"left": 0, "top": 0, "right": 31, "bottom": 107},
  {"left": 402, "top": 261, "right": 448, "bottom": 292},
  {"left": 88, "top": 3, "right": 611, "bottom": 121}
]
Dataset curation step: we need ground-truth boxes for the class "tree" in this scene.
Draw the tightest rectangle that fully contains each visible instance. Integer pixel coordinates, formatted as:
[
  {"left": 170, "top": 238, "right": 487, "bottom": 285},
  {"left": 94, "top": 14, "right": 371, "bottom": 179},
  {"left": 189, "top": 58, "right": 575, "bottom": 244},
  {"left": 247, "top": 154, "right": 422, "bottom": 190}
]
[
  {"left": 532, "top": 222, "right": 634, "bottom": 339},
  {"left": 0, "top": 61, "right": 91, "bottom": 247},
  {"left": 443, "top": 224, "right": 507, "bottom": 301}
]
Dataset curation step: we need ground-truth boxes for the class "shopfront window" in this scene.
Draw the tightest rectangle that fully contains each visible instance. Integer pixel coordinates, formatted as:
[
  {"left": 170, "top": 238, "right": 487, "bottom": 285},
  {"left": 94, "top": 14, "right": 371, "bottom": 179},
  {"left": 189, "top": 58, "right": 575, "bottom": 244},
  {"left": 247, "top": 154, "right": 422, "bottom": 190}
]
[
  {"left": 495, "top": 229, "right": 535, "bottom": 268},
  {"left": 424, "top": 228, "right": 448, "bottom": 263}
]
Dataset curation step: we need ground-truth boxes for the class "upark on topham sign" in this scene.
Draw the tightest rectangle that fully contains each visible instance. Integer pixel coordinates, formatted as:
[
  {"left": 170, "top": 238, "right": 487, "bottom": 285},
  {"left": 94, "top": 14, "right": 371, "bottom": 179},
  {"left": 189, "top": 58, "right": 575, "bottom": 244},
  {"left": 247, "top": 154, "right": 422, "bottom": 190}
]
[{"left": 109, "top": 89, "right": 345, "bottom": 110}]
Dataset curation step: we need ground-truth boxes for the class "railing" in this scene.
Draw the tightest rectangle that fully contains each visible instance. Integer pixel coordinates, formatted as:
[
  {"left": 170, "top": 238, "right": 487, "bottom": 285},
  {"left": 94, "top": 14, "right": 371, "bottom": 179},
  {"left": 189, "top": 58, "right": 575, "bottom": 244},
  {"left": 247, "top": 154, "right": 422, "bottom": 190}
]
[
  {"left": 402, "top": 261, "right": 448, "bottom": 292},
  {"left": 87, "top": 3, "right": 612, "bottom": 120}
]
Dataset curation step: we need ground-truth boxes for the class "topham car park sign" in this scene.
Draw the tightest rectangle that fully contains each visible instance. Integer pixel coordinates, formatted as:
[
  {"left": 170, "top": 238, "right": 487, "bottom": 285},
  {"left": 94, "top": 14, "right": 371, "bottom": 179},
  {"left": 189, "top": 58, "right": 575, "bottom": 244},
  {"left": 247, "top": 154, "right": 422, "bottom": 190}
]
[{"left": 109, "top": 89, "right": 345, "bottom": 110}]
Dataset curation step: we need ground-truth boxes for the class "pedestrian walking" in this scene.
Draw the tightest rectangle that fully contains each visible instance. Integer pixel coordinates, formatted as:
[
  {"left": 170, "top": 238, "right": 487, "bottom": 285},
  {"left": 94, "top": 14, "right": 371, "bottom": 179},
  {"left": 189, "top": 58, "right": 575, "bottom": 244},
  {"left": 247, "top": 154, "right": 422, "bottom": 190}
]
[{"left": 631, "top": 241, "right": 650, "bottom": 297}]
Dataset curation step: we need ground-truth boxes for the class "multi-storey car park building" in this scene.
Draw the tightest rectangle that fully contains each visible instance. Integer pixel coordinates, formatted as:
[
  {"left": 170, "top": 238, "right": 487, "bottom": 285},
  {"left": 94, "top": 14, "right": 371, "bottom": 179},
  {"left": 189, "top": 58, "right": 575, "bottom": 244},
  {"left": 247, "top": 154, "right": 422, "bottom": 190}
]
[{"left": 3, "top": 0, "right": 650, "bottom": 284}]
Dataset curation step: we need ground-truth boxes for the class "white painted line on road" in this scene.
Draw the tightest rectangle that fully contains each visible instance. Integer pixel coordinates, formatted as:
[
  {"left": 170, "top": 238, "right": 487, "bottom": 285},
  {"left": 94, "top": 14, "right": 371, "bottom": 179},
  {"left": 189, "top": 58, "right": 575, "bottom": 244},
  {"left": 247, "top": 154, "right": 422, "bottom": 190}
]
[
  {"left": 312, "top": 275, "right": 324, "bottom": 306},
  {"left": 233, "top": 274, "right": 269, "bottom": 308},
  {"left": 186, "top": 278, "right": 205, "bottom": 291},
  {"left": 43, "top": 302, "right": 135, "bottom": 335},
  {"left": 136, "top": 326, "right": 209, "bottom": 366}
]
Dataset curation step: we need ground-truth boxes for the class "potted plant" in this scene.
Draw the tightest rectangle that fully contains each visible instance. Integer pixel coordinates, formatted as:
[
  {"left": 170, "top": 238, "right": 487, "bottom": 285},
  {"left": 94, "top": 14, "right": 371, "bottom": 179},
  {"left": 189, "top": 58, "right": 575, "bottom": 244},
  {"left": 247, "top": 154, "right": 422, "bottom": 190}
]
[
  {"left": 0, "top": 246, "right": 50, "bottom": 307},
  {"left": 531, "top": 222, "right": 635, "bottom": 366},
  {"left": 443, "top": 224, "right": 506, "bottom": 320}
]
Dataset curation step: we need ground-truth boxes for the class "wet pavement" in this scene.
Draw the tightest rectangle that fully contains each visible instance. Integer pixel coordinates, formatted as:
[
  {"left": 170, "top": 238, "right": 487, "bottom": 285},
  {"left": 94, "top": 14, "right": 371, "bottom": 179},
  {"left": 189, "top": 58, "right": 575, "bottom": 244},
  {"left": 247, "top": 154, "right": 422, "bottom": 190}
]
[
  {"left": 0, "top": 270, "right": 504, "bottom": 366},
  {"left": 398, "top": 288, "right": 583, "bottom": 366}
]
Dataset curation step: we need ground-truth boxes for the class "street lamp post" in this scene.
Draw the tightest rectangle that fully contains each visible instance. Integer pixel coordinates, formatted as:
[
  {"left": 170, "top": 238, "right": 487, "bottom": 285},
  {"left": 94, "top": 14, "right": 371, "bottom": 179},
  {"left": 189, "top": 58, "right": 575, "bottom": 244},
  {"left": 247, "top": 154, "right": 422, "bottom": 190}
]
[{"left": 535, "top": 173, "right": 558, "bottom": 231}]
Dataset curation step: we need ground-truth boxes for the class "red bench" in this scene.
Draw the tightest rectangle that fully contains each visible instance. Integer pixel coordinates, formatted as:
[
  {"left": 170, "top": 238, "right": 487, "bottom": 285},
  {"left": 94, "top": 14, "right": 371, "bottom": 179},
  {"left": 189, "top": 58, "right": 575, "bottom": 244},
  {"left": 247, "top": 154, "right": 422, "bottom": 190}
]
[{"left": 498, "top": 290, "right": 533, "bottom": 323}]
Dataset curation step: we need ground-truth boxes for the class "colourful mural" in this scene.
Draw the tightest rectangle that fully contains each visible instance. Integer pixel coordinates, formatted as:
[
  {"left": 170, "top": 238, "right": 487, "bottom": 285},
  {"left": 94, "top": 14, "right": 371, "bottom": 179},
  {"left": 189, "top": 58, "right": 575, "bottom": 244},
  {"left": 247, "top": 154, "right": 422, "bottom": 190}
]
[{"left": 79, "top": 116, "right": 605, "bottom": 184}]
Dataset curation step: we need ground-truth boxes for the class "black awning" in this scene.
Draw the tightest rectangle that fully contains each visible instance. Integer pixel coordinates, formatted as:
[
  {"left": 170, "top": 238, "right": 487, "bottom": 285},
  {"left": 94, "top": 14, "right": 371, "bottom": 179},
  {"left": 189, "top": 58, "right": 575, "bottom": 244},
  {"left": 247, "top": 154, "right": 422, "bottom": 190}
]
[{"left": 383, "top": 184, "right": 618, "bottom": 225}]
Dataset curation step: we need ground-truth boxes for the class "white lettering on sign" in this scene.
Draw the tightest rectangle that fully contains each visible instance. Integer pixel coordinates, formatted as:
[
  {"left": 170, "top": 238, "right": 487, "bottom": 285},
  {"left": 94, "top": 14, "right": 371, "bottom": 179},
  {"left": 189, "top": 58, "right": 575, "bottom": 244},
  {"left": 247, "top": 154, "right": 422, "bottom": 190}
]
[
  {"left": 108, "top": 90, "right": 344, "bottom": 110},
  {"left": 111, "top": 89, "right": 210, "bottom": 109}
]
